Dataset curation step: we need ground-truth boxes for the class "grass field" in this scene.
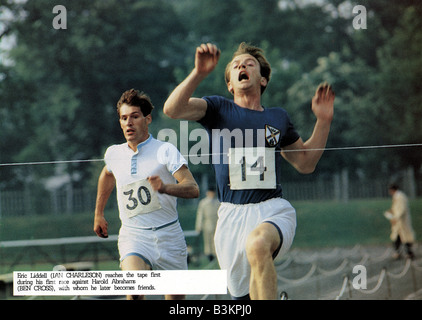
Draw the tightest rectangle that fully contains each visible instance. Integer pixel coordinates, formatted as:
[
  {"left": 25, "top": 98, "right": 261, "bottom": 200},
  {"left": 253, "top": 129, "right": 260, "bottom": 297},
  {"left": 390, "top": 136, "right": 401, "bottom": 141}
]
[
  {"left": 1, "top": 198, "right": 421, "bottom": 269},
  {"left": 1, "top": 198, "right": 421, "bottom": 244},
  {"left": 292, "top": 198, "right": 422, "bottom": 248}
]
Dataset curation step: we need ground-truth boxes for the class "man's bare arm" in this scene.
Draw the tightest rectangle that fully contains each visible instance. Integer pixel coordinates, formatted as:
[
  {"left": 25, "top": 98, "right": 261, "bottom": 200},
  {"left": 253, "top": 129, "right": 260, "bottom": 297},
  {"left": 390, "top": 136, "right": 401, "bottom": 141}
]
[
  {"left": 281, "top": 83, "right": 335, "bottom": 174},
  {"left": 148, "top": 165, "right": 199, "bottom": 199},
  {"left": 164, "top": 43, "right": 220, "bottom": 121},
  {"left": 93, "top": 166, "right": 116, "bottom": 238}
]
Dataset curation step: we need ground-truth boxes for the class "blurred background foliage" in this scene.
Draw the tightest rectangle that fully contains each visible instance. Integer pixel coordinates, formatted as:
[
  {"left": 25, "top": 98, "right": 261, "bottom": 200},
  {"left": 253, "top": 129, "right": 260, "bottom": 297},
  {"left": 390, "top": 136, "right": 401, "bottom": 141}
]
[{"left": 0, "top": 0, "right": 421, "bottom": 190}]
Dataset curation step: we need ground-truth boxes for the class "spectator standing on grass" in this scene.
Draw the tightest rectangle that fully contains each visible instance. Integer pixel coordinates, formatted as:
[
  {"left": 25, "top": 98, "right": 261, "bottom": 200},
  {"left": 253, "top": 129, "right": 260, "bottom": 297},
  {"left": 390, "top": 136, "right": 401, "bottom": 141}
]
[
  {"left": 93, "top": 89, "right": 199, "bottom": 300},
  {"left": 195, "top": 187, "right": 220, "bottom": 262},
  {"left": 385, "top": 183, "right": 416, "bottom": 260}
]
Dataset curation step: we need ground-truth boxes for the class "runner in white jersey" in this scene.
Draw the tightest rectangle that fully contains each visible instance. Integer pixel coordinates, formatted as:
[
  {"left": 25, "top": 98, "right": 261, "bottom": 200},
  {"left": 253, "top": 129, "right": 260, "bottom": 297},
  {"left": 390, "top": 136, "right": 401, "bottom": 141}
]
[
  {"left": 164, "top": 43, "right": 335, "bottom": 299},
  {"left": 93, "top": 89, "right": 199, "bottom": 300}
]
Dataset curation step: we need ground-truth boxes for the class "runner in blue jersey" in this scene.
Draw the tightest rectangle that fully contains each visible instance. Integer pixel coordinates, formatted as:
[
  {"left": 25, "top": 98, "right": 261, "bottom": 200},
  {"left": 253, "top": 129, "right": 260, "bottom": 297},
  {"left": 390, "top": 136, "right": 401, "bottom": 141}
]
[
  {"left": 164, "top": 42, "right": 335, "bottom": 299},
  {"left": 199, "top": 94, "right": 300, "bottom": 205}
]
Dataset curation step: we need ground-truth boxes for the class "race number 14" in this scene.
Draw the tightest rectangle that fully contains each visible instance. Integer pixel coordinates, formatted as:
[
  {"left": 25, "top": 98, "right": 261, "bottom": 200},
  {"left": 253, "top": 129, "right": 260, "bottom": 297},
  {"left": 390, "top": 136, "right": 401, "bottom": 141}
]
[{"left": 228, "top": 148, "right": 276, "bottom": 190}]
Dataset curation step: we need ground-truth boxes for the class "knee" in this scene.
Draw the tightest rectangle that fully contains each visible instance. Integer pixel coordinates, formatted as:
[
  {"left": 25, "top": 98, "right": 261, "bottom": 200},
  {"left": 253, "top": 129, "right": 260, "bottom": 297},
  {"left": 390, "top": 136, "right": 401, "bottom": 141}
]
[{"left": 245, "top": 232, "right": 272, "bottom": 265}]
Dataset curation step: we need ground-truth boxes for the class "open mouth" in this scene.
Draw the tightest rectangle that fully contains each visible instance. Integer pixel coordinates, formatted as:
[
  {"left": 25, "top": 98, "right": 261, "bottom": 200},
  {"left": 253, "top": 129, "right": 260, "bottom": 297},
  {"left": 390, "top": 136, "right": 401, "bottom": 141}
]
[
  {"left": 238, "top": 71, "right": 249, "bottom": 82},
  {"left": 126, "top": 129, "right": 135, "bottom": 135}
]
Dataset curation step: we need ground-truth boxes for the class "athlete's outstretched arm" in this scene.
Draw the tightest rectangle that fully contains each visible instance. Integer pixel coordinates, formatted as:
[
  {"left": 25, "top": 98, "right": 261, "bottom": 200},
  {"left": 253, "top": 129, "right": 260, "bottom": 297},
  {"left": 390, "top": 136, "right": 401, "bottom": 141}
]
[
  {"left": 93, "top": 166, "right": 116, "bottom": 238},
  {"left": 148, "top": 165, "right": 199, "bottom": 199},
  {"left": 164, "top": 43, "right": 220, "bottom": 121},
  {"left": 281, "top": 83, "right": 335, "bottom": 174}
]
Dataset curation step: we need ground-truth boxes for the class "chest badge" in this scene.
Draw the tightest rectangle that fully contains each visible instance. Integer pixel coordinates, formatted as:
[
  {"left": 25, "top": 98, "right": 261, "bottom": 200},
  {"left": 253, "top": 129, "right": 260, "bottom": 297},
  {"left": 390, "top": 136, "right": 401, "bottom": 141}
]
[{"left": 265, "top": 125, "right": 281, "bottom": 147}]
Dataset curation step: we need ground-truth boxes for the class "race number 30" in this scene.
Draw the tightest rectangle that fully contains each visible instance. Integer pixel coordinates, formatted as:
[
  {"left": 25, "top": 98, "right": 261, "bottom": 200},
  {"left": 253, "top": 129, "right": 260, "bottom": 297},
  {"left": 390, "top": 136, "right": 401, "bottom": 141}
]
[
  {"left": 119, "top": 179, "right": 161, "bottom": 217},
  {"left": 228, "top": 147, "right": 276, "bottom": 190}
]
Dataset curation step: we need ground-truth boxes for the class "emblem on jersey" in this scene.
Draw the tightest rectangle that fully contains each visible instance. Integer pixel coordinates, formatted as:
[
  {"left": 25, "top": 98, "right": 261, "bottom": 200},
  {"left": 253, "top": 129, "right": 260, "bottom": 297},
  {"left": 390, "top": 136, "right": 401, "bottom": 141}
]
[{"left": 265, "top": 125, "right": 281, "bottom": 147}]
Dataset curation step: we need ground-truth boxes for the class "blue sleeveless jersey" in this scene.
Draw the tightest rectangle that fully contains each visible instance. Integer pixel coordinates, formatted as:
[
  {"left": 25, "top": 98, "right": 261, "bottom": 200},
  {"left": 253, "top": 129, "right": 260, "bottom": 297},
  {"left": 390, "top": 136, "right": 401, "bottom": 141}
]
[{"left": 198, "top": 95, "right": 300, "bottom": 204}]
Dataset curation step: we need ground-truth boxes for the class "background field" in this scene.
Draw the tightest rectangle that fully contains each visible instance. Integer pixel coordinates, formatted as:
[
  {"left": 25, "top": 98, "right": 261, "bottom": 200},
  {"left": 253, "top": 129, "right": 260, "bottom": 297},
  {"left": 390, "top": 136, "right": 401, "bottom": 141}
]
[
  {"left": 3, "top": 198, "right": 421, "bottom": 243},
  {"left": 1, "top": 197, "right": 421, "bottom": 300},
  {"left": 1, "top": 198, "right": 421, "bottom": 270},
  {"left": 292, "top": 198, "right": 422, "bottom": 247}
]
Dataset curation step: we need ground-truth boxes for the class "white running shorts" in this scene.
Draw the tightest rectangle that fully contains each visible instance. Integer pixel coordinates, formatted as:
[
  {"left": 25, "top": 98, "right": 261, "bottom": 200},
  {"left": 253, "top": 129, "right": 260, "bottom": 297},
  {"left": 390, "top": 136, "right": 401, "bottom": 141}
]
[
  {"left": 118, "top": 220, "right": 188, "bottom": 271},
  {"left": 214, "top": 197, "right": 296, "bottom": 298}
]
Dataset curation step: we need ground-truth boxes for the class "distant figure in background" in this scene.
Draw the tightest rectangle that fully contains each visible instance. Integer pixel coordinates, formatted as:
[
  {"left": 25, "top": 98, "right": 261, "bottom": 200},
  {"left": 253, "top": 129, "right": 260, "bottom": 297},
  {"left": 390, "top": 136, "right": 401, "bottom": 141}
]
[
  {"left": 195, "top": 187, "right": 220, "bottom": 262},
  {"left": 385, "top": 183, "right": 416, "bottom": 260}
]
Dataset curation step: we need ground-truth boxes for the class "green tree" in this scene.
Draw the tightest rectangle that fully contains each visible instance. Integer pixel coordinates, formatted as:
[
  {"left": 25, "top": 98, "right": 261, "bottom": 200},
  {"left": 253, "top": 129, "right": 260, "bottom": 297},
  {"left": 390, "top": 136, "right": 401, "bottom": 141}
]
[
  {"left": 0, "top": 0, "right": 186, "bottom": 186},
  {"left": 2, "top": 0, "right": 421, "bottom": 191},
  {"left": 366, "top": 5, "right": 422, "bottom": 175}
]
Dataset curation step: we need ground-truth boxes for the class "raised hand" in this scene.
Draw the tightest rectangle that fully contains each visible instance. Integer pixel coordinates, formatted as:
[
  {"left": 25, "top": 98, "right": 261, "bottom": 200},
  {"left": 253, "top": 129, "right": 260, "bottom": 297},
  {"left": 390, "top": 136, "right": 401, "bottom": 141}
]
[
  {"left": 195, "top": 43, "right": 221, "bottom": 76},
  {"left": 311, "top": 82, "right": 335, "bottom": 123}
]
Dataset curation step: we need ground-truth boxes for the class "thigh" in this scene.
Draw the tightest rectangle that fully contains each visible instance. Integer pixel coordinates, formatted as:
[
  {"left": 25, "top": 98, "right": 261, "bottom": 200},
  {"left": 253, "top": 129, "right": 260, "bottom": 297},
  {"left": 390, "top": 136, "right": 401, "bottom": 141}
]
[
  {"left": 121, "top": 254, "right": 151, "bottom": 271},
  {"left": 118, "top": 226, "right": 155, "bottom": 268},
  {"left": 120, "top": 254, "right": 151, "bottom": 300},
  {"left": 155, "top": 222, "right": 188, "bottom": 270},
  {"left": 262, "top": 198, "right": 296, "bottom": 259},
  {"left": 214, "top": 203, "right": 259, "bottom": 298}
]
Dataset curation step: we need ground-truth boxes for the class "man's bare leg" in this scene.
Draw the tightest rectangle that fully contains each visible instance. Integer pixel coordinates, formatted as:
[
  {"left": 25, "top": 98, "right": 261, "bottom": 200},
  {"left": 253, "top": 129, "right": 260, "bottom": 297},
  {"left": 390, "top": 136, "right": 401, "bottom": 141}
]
[
  {"left": 120, "top": 255, "right": 185, "bottom": 300},
  {"left": 245, "top": 223, "right": 281, "bottom": 300},
  {"left": 120, "top": 255, "right": 151, "bottom": 300}
]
